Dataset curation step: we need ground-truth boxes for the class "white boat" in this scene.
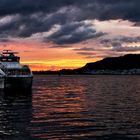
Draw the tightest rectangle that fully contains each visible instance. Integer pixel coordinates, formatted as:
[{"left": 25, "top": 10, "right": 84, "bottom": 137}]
[{"left": 0, "top": 50, "right": 33, "bottom": 89}]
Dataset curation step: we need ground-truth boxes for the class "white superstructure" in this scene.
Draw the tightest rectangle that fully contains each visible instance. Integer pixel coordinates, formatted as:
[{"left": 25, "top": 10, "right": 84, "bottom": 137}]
[{"left": 0, "top": 50, "right": 33, "bottom": 89}]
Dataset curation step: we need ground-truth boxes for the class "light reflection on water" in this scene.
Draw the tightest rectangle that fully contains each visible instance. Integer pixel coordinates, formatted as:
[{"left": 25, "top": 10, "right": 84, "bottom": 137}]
[
  {"left": 0, "top": 89, "right": 33, "bottom": 140},
  {"left": 0, "top": 75, "right": 140, "bottom": 139}
]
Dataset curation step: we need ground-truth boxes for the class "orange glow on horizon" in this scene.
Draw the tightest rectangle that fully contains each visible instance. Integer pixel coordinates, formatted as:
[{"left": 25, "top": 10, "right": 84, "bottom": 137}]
[
  {"left": 21, "top": 59, "right": 95, "bottom": 71},
  {"left": 0, "top": 41, "right": 100, "bottom": 71},
  {"left": 0, "top": 19, "right": 140, "bottom": 71},
  {"left": 3, "top": 37, "right": 140, "bottom": 71}
]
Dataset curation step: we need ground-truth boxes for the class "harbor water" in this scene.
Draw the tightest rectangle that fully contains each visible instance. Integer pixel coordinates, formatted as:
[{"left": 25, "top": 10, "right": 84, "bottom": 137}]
[{"left": 0, "top": 75, "right": 140, "bottom": 140}]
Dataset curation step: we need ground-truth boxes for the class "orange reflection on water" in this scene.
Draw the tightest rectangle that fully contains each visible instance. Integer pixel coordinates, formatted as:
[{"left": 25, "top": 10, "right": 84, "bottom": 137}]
[
  {"left": 32, "top": 82, "right": 87, "bottom": 118},
  {"left": 31, "top": 76, "right": 98, "bottom": 140}
]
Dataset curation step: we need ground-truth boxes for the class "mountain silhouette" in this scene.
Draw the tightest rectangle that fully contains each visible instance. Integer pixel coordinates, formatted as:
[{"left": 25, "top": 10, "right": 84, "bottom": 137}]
[
  {"left": 33, "top": 54, "right": 140, "bottom": 75},
  {"left": 80, "top": 54, "right": 140, "bottom": 71}
]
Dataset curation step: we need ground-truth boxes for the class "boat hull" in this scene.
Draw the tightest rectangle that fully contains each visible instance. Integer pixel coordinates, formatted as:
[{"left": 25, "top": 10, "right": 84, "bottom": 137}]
[
  {"left": 0, "top": 77, "right": 5, "bottom": 89},
  {"left": 4, "top": 76, "right": 33, "bottom": 89}
]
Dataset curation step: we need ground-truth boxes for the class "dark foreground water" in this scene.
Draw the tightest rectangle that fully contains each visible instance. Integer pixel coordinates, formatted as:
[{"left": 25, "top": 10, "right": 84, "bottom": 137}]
[{"left": 0, "top": 75, "right": 140, "bottom": 140}]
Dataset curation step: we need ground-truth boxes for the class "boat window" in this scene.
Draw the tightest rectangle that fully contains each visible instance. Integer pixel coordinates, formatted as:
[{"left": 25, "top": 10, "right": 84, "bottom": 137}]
[{"left": 0, "top": 57, "right": 19, "bottom": 62}]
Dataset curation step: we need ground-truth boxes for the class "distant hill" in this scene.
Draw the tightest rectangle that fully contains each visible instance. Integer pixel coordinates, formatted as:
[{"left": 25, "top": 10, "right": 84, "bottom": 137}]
[
  {"left": 80, "top": 54, "right": 140, "bottom": 70},
  {"left": 33, "top": 54, "right": 140, "bottom": 75}
]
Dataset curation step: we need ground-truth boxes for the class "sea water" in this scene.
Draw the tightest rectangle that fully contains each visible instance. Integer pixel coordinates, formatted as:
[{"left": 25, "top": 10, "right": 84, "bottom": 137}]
[{"left": 0, "top": 75, "right": 140, "bottom": 140}]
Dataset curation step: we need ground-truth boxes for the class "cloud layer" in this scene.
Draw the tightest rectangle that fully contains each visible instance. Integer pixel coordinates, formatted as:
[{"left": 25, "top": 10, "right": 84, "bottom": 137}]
[
  {"left": 0, "top": 0, "right": 140, "bottom": 57},
  {"left": 46, "top": 21, "right": 105, "bottom": 44},
  {"left": 0, "top": 0, "right": 140, "bottom": 22}
]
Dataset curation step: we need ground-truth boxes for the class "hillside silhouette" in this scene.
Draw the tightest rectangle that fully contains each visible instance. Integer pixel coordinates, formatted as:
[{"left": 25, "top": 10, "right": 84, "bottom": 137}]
[
  {"left": 34, "top": 54, "right": 140, "bottom": 75},
  {"left": 81, "top": 54, "right": 140, "bottom": 71}
]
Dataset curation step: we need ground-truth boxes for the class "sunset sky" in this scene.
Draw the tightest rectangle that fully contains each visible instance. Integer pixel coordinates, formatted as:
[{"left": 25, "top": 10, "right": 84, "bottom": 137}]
[{"left": 0, "top": 0, "right": 140, "bottom": 71}]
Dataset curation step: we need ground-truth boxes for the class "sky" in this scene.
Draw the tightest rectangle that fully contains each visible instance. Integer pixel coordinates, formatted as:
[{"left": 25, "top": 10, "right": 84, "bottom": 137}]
[{"left": 0, "top": 0, "right": 140, "bottom": 71}]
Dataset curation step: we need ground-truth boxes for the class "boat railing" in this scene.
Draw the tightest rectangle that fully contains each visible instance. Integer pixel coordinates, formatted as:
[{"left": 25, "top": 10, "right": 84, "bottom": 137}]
[{"left": 7, "top": 69, "right": 31, "bottom": 76}]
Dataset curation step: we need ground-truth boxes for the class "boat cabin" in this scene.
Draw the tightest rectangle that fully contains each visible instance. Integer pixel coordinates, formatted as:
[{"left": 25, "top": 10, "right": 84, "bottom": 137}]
[{"left": 0, "top": 50, "right": 20, "bottom": 62}]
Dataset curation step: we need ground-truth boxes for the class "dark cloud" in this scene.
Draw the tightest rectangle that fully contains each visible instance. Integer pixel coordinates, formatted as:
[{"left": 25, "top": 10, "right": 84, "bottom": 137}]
[
  {"left": 101, "top": 36, "right": 140, "bottom": 45},
  {"left": 112, "top": 36, "right": 140, "bottom": 43},
  {"left": 0, "top": 0, "right": 75, "bottom": 16},
  {"left": 81, "top": 51, "right": 124, "bottom": 58},
  {"left": 81, "top": 0, "right": 140, "bottom": 22},
  {"left": 0, "top": 38, "right": 11, "bottom": 42},
  {"left": 77, "top": 52, "right": 94, "bottom": 56},
  {"left": 114, "top": 46, "right": 140, "bottom": 52},
  {"left": 85, "top": 54, "right": 119, "bottom": 59},
  {"left": 0, "top": 0, "right": 140, "bottom": 22},
  {"left": 0, "top": 0, "right": 139, "bottom": 45},
  {"left": 101, "top": 36, "right": 140, "bottom": 52},
  {"left": 73, "top": 47, "right": 95, "bottom": 51},
  {"left": 46, "top": 21, "right": 105, "bottom": 44},
  {"left": 49, "top": 45, "right": 70, "bottom": 48},
  {"left": 0, "top": 12, "right": 70, "bottom": 38}
]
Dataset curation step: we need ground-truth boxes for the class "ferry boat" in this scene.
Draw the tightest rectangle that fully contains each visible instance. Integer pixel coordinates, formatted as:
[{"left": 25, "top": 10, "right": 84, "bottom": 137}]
[{"left": 0, "top": 50, "right": 33, "bottom": 89}]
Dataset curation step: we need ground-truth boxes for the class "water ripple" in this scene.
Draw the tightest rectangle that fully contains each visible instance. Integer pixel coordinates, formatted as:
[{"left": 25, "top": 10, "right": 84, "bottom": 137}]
[{"left": 0, "top": 75, "right": 140, "bottom": 139}]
